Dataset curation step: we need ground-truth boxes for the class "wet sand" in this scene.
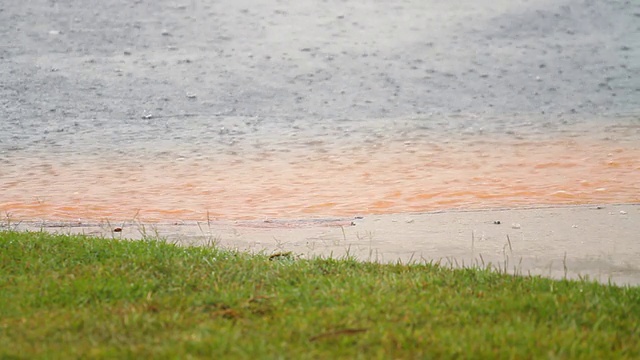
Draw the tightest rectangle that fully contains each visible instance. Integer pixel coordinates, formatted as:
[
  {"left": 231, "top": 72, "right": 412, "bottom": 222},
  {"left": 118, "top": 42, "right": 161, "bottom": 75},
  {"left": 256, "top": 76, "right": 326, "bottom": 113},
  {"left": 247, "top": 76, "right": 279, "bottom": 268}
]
[{"left": 6, "top": 204, "right": 639, "bottom": 286}]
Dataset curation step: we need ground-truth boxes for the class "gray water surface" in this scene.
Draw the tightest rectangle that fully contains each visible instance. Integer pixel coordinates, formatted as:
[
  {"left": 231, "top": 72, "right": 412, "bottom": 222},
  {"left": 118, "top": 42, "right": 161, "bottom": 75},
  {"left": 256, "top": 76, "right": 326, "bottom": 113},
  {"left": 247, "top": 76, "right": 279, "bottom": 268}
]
[{"left": 1, "top": 0, "right": 638, "bottom": 160}]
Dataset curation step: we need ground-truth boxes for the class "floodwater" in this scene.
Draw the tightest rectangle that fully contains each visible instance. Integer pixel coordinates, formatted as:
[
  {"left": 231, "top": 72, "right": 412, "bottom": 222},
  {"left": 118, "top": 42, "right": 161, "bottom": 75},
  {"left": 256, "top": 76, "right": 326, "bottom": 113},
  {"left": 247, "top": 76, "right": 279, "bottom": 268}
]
[
  {"left": 2, "top": 115, "right": 638, "bottom": 222},
  {"left": 1, "top": 0, "right": 639, "bottom": 223}
]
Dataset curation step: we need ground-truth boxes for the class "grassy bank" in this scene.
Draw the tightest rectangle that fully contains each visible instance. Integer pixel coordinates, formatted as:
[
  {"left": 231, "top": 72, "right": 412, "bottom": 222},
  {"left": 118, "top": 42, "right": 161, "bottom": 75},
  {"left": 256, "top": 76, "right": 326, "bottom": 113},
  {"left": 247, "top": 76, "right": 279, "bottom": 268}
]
[{"left": 0, "top": 231, "right": 638, "bottom": 359}]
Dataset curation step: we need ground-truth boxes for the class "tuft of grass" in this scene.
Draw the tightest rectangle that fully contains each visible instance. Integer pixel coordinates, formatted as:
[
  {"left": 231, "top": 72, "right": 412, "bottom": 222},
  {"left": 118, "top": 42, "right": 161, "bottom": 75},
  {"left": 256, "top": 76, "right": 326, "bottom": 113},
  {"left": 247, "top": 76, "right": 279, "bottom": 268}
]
[{"left": 0, "top": 230, "right": 639, "bottom": 359}]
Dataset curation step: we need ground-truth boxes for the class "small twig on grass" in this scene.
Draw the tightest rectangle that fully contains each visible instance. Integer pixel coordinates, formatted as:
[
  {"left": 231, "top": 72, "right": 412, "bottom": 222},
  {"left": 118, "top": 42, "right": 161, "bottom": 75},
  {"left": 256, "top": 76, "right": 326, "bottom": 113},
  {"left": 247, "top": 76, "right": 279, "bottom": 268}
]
[
  {"left": 269, "top": 252, "right": 292, "bottom": 261},
  {"left": 471, "top": 230, "right": 475, "bottom": 253},
  {"left": 408, "top": 252, "right": 416, "bottom": 265},
  {"left": 515, "top": 257, "right": 523, "bottom": 277},
  {"left": 345, "top": 244, "right": 353, "bottom": 259}
]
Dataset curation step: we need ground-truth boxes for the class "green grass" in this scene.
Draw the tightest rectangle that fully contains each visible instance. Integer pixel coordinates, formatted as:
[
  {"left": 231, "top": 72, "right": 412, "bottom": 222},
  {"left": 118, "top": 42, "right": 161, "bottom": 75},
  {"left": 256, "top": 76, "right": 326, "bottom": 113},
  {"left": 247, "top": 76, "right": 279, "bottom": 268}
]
[{"left": 0, "top": 231, "right": 638, "bottom": 359}]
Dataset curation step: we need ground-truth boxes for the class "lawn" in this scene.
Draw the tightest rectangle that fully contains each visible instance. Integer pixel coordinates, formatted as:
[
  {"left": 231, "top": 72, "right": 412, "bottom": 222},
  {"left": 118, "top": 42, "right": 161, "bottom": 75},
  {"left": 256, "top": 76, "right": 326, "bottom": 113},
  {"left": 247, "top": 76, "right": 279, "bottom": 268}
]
[{"left": 0, "top": 231, "right": 638, "bottom": 359}]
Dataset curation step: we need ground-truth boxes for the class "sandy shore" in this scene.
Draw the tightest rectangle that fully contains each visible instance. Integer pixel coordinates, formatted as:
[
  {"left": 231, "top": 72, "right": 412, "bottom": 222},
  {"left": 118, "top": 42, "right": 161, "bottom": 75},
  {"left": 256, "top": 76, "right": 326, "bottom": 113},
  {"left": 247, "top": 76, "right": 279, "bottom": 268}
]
[{"left": 6, "top": 203, "right": 639, "bottom": 286}]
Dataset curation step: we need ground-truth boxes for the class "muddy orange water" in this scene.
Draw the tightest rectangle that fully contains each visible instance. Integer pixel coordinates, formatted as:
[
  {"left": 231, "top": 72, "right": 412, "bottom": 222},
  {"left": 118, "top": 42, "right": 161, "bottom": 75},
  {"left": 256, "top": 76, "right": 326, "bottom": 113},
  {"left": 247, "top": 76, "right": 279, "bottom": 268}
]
[{"left": 1, "top": 118, "right": 639, "bottom": 222}]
